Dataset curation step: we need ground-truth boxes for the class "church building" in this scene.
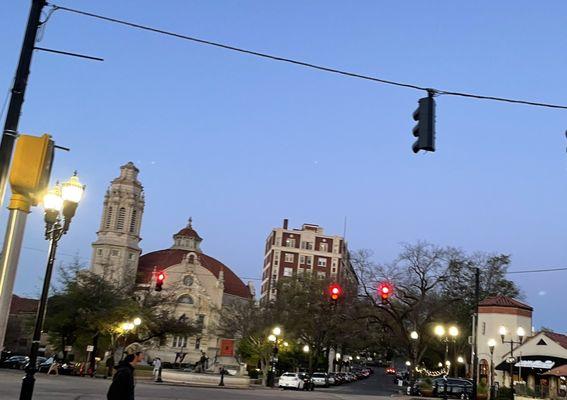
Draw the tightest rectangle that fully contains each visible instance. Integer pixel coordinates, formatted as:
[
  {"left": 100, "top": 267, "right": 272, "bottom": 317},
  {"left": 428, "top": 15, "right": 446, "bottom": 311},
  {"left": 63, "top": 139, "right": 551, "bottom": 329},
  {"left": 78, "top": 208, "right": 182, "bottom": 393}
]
[{"left": 90, "top": 162, "right": 254, "bottom": 368}]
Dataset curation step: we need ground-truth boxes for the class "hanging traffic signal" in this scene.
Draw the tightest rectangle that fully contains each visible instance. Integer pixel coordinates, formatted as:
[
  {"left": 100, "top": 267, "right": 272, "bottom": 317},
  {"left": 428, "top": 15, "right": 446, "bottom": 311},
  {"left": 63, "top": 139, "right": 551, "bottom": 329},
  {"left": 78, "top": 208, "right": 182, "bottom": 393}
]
[
  {"left": 329, "top": 283, "right": 343, "bottom": 302},
  {"left": 155, "top": 271, "right": 165, "bottom": 292},
  {"left": 412, "top": 93, "right": 436, "bottom": 153},
  {"left": 378, "top": 282, "right": 393, "bottom": 304}
]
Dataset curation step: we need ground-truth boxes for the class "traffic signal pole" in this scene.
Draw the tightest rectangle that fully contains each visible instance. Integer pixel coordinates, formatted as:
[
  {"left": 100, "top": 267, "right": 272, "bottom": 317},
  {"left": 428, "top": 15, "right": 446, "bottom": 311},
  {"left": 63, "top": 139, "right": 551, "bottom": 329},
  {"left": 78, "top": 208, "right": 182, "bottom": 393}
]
[
  {"left": 0, "top": 208, "right": 28, "bottom": 350},
  {"left": 0, "top": 0, "right": 46, "bottom": 206},
  {"left": 0, "top": 0, "right": 47, "bottom": 351}
]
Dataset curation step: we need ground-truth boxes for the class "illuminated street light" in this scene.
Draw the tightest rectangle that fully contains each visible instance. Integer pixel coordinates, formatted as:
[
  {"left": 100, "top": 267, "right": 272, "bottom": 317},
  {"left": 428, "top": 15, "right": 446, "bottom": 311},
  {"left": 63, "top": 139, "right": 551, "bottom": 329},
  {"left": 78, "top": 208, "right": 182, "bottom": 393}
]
[
  {"left": 457, "top": 356, "right": 465, "bottom": 363},
  {"left": 438, "top": 362, "right": 443, "bottom": 368},
  {"left": 448, "top": 326, "right": 459, "bottom": 337},
  {"left": 434, "top": 325, "right": 446, "bottom": 337},
  {"left": 268, "top": 334, "right": 276, "bottom": 342},
  {"left": 405, "top": 361, "right": 411, "bottom": 366},
  {"left": 133, "top": 317, "right": 142, "bottom": 326},
  {"left": 272, "top": 327, "right": 281, "bottom": 336},
  {"left": 303, "top": 345, "right": 310, "bottom": 353},
  {"left": 410, "top": 331, "right": 419, "bottom": 340}
]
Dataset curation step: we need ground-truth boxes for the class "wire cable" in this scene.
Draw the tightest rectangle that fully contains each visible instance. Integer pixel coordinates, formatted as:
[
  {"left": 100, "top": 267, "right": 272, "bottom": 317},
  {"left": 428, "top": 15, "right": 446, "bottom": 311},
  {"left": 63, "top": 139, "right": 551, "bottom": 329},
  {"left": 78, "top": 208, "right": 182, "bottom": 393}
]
[
  {"left": 506, "top": 267, "right": 567, "bottom": 274},
  {"left": 48, "top": 3, "right": 567, "bottom": 111}
]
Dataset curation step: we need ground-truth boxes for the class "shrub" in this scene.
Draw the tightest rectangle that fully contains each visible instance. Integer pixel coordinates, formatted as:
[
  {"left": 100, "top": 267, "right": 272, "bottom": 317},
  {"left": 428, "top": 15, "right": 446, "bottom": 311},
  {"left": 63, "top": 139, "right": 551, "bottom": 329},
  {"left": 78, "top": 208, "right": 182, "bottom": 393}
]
[{"left": 497, "top": 387, "right": 513, "bottom": 400}]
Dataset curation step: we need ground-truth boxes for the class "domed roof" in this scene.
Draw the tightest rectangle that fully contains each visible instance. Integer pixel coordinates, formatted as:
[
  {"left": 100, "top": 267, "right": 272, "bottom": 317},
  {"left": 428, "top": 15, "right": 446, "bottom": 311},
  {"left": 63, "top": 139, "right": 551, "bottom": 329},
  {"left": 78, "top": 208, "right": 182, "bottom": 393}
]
[
  {"left": 174, "top": 217, "right": 202, "bottom": 240},
  {"left": 136, "top": 249, "right": 251, "bottom": 298}
]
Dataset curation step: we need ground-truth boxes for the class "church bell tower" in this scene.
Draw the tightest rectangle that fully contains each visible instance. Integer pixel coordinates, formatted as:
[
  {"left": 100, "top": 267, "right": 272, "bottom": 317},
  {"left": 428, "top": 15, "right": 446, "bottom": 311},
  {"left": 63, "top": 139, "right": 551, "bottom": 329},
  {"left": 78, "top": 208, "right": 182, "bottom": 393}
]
[{"left": 91, "top": 162, "right": 145, "bottom": 287}]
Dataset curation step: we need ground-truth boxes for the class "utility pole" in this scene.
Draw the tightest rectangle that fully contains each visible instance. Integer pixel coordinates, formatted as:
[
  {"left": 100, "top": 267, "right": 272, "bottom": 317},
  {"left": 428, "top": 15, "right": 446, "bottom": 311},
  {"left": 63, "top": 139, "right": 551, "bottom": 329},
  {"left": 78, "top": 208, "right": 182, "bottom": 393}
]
[
  {"left": 0, "top": 0, "right": 46, "bottom": 207},
  {"left": 0, "top": 0, "right": 47, "bottom": 351}
]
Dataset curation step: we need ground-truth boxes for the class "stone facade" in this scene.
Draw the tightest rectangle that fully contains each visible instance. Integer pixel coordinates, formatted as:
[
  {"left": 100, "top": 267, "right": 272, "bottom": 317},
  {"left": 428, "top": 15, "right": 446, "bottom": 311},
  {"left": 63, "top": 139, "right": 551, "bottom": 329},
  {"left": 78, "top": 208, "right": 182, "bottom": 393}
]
[
  {"left": 91, "top": 162, "right": 144, "bottom": 288},
  {"left": 91, "top": 163, "right": 253, "bottom": 370}
]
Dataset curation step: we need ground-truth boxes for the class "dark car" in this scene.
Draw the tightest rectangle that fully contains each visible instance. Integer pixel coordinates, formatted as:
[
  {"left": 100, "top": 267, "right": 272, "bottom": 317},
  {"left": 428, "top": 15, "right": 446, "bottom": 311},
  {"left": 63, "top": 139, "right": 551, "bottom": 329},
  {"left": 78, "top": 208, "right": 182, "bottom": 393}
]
[
  {"left": 433, "top": 377, "right": 473, "bottom": 399},
  {"left": 23, "top": 356, "right": 47, "bottom": 370},
  {"left": 0, "top": 355, "right": 29, "bottom": 369}
]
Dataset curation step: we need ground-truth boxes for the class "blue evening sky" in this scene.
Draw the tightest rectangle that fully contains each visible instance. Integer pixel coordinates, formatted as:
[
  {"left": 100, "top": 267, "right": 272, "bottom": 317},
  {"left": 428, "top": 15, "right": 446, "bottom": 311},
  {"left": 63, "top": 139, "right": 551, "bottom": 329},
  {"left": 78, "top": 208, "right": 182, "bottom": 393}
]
[{"left": 1, "top": 1, "right": 566, "bottom": 331}]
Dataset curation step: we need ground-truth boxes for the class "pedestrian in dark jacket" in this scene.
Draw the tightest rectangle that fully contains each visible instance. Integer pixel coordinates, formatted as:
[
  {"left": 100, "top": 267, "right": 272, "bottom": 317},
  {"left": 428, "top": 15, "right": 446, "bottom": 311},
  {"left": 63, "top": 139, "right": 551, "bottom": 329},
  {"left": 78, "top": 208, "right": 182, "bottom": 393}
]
[{"left": 107, "top": 343, "right": 144, "bottom": 400}]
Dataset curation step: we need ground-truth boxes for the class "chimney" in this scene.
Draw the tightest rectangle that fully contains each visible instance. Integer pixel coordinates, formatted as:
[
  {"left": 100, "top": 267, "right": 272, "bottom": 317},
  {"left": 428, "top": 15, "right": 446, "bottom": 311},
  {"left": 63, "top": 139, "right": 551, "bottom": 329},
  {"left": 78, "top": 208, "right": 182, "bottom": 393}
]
[{"left": 283, "top": 219, "right": 288, "bottom": 230}]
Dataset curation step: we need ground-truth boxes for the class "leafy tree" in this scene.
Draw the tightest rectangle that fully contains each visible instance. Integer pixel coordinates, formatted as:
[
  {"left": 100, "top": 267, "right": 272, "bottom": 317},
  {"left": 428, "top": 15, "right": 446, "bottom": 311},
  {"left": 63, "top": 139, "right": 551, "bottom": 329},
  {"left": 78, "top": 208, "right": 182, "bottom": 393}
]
[
  {"left": 353, "top": 242, "right": 521, "bottom": 370},
  {"left": 44, "top": 264, "right": 196, "bottom": 360}
]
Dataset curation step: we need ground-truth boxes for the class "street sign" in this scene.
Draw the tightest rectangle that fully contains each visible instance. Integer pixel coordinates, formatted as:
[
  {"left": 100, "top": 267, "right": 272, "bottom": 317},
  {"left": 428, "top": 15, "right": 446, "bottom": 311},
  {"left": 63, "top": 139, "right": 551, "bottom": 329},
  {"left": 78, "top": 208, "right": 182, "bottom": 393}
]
[
  {"left": 86, "top": 345, "right": 94, "bottom": 352},
  {"left": 64, "top": 346, "right": 72, "bottom": 352}
]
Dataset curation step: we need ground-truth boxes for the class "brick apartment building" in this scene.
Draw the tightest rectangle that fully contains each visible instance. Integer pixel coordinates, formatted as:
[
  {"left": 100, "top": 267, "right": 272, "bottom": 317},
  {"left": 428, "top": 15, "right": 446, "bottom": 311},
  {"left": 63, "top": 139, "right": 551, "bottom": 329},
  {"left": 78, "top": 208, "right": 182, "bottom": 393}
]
[{"left": 260, "top": 219, "right": 357, "bottom": 302}]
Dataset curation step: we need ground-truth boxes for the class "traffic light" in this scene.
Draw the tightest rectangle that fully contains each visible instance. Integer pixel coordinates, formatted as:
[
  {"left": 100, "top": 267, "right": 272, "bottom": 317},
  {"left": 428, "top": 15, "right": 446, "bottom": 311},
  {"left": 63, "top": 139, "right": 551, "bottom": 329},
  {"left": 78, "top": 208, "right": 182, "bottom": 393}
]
[
  {"left": 329, "top": 283, "right": 343, "bottom": 302},
  {"left": 412, "top": 94, "right": 436, "bottom": 153},
  {"left": 155, "top": 271, "right": 165, "bottom": 291},
  {"left": 378, "top": 282, "right": 393, "bottom": 304},
  {"left": 9, "top": 134, "right": 54, "bottom": 210}
]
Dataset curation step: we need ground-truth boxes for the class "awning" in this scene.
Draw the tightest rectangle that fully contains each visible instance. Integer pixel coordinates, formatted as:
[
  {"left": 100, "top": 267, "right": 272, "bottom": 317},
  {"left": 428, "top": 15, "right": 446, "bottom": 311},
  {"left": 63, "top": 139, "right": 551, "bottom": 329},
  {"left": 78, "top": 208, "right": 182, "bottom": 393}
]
[
  {"left": 514, "top": 360, "right": 555, "bottom": 369},
  {"left": 542, "top": 365, "right": 567, "bottom": 377}
]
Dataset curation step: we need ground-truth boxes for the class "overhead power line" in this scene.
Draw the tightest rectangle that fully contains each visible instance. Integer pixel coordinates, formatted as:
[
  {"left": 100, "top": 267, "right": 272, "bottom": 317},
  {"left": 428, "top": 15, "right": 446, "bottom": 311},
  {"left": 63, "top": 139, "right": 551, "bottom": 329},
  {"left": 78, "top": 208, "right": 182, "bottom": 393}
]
[
  {"left": 506, "top": 267, "right": 567, "bottom": 274},
  {"left": 49, "top": 4, "right": 567, "bottom": 111}
]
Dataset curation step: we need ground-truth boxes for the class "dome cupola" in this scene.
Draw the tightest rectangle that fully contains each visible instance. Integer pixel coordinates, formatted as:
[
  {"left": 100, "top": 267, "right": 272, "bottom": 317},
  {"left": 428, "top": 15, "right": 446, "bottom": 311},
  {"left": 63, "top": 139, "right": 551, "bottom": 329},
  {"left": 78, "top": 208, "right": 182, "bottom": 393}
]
[{"left": 171, "top": 217, "right": 202, "bottom": 252}]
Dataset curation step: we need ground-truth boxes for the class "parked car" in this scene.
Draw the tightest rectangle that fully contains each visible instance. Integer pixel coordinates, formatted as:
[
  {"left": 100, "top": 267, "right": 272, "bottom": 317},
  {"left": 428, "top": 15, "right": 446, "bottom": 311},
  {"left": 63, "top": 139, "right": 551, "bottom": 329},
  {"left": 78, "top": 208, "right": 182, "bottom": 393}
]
[
  {"left": 328, "top": 372, "right": 342, "bottom": 385},
  {"left": 327, "top": 373, "right": 336, "bottom": 385},
  {"left": 0, "top": 355, "right": 29, "bottom": 369},
  {"left": 433, "top": 377, "right": 473, "bottom": 398},
  {"left": 311, "top": 372, "right": 330, "bottom": 387},
  {"left": 385, "top": 366, "right": 396, "bottom": 375},
  {"left": 279, "top": 372, "right": 314, "bottom": 390},
  {"left": 23, "top": 356, "right": 47, "bottom": 370}
]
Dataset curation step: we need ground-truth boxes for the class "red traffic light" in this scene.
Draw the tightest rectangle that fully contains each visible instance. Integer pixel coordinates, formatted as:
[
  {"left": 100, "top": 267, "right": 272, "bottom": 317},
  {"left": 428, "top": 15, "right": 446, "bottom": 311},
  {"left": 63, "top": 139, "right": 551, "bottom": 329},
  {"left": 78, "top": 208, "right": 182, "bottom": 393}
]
[
  {"left": 378, "top": 282, "right": 393, "bottom": 303},
  {"left": 155, "top": 271, "right": 166, "bottom": 291},
  {"left": 329, "top": 283, "right": 343, "bottom": 301}
]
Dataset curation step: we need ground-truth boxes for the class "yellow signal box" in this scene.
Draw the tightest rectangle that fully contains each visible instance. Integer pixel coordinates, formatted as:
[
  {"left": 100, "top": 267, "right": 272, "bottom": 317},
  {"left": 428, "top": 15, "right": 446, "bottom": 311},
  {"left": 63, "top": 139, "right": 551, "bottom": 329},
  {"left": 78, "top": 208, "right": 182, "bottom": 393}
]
[{"left": 9, "top": 134, "right": 54, "bottom": 211}]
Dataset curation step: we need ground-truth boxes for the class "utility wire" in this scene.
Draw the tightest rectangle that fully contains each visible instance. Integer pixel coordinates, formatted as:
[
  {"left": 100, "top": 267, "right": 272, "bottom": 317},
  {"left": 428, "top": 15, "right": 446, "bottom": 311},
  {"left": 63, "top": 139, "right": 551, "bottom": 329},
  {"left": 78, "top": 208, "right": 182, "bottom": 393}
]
[
  {"left": 506, "top": 267, "right": 567, "bottom": 274},
  {"left": 49, "top": 3, "right": 567, "bottom": 111}
]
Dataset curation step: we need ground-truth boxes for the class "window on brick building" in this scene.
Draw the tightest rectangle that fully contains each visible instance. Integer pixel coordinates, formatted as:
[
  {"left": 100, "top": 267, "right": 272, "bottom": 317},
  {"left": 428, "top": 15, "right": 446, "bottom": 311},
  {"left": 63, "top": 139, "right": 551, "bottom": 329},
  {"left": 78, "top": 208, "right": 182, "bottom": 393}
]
[
  {"left": 317, "top": 271, "right": 326, "bottom": 279},
  {"left": 301, "top": 241, "right": 313, "bottom": 250},
  {"left": 283, "top": 267, "right": 293, "bottom": 277},
  {"left": 318, "top": 258, "right": 327, "bottom": 267},
  {"left": 284, "top": 253, "right": 294, "bottom": 263},
  {"left": 319, "top": 242, "right": 328, "bottom": 252},
  {"left": 286, "top": 238, "right": 296, "bottom": 247}
]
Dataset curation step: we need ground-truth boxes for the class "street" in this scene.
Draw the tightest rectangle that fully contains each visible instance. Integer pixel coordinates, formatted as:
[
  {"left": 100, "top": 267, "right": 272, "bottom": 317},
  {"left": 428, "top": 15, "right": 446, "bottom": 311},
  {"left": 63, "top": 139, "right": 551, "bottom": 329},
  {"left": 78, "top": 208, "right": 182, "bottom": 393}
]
[{"left": 0, "top": 368, "right": 399, "bottom": 400}]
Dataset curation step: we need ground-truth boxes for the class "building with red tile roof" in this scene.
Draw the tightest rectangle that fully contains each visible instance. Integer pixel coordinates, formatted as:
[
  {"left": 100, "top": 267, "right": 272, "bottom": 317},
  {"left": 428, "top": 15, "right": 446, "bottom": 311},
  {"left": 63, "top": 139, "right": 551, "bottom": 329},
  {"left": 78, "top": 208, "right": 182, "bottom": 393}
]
[{"left": 90, "top": 164, "right": 253, "bottom": 370}]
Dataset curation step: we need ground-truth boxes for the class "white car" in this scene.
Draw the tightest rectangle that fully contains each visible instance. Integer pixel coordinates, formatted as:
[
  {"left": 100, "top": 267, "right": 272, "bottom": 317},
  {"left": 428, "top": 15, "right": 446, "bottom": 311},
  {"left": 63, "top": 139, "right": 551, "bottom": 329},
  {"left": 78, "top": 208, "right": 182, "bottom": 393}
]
[
  {"left": 279, "top": 372, "right": 306, "bottom": 390},
  {"left": 311, "top": 372, "right": 329, "bottom": 387}
]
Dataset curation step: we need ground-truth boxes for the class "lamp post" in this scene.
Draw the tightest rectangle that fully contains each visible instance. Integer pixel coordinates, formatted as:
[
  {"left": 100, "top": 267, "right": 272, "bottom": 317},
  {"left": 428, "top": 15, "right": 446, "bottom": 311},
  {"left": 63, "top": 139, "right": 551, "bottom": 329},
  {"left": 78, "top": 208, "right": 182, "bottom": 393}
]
[
  {"left": 409, "top": 331, "right": 419, "bottom": 380},
  {"left": 19, "top": 173, "right": 85, "bottom": 400},
  {"left": 268, "top": 326, "right": 281, "bottom": 387},
  {"left": 488, "top": 339, "right": 497, "bottom": 400},
  {"left": 435, "top": 324, "right": 459, "bottom": 377},
  {"left": 499, "top": 326, "right": 524, "bottom": 399}
]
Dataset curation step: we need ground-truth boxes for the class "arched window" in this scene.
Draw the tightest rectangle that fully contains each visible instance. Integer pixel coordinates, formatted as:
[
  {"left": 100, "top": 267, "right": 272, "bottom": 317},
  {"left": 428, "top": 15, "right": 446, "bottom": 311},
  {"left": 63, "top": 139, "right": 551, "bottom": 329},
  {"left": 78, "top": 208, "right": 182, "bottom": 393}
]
[
  {"left": 116, "top": 207, "right": 126, "bottom": 230},
  {"left": 177, "top": 295, "right": 194, "bottom": 305},
  {"left": 104, "top": 207, "right": 113, "bottom": 229},
  {"left": 129, "top": 209, "right": 137, "bottom": 233}
]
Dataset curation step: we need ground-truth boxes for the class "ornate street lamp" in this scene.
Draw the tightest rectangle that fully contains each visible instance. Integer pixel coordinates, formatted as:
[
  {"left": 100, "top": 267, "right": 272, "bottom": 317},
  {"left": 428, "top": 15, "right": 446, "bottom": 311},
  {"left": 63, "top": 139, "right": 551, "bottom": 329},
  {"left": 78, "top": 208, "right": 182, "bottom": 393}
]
[
  {"left": 488, "top": 338, "right": 497, "bottom": 400},
  {"left": 434, "top": 324, "right": 459, "bottom": 377},
  {"left": 20, "top": 173, "right": 85, "bottom": 400},
  {"left": 303, "top": 345, "right": 310, "bottom": 353},
  {"left": 267, "top": 327, "right": 283, "bottom": 387},
  {"left": 499, "top": 326, "right": 525, "bottom": 398}
]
